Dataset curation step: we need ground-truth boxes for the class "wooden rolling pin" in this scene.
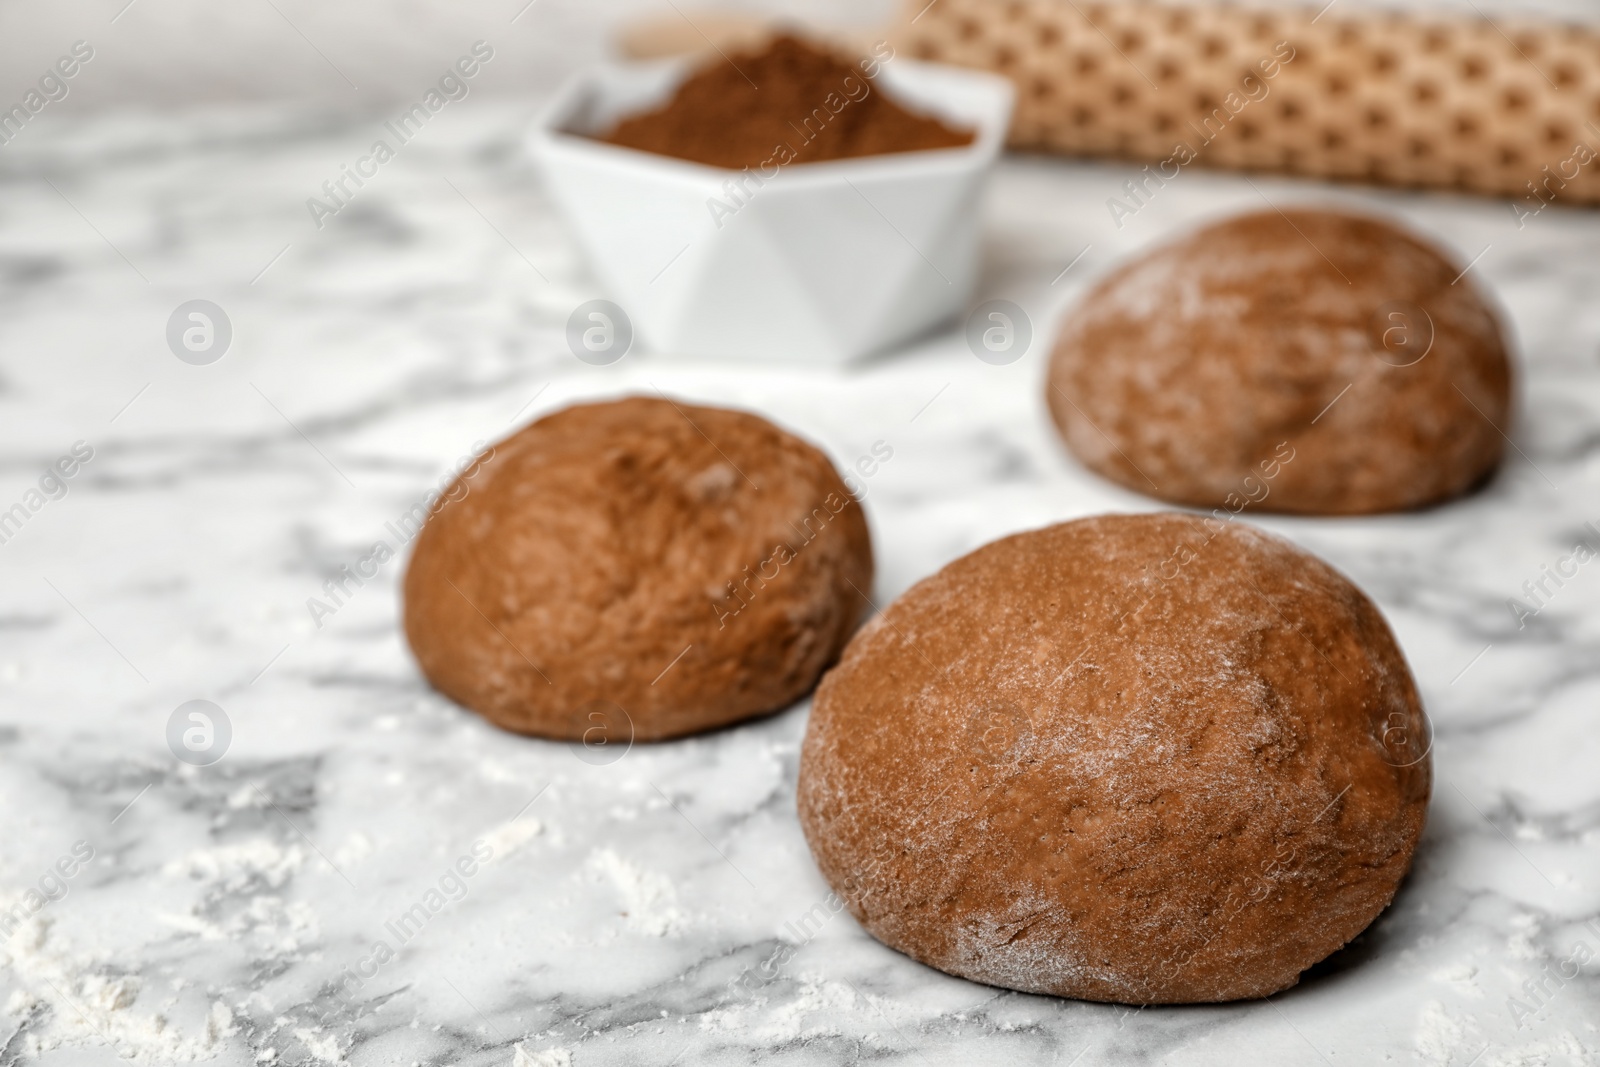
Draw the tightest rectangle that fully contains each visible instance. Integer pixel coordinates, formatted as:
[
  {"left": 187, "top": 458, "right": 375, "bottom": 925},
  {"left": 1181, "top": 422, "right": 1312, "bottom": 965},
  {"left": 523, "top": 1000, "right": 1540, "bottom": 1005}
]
[
  {"left": 895, "top": 0, "right": 1600, "bottom": 211},
  {"left": 616, "top": 3, "right": 1600, "bottom": 214}
]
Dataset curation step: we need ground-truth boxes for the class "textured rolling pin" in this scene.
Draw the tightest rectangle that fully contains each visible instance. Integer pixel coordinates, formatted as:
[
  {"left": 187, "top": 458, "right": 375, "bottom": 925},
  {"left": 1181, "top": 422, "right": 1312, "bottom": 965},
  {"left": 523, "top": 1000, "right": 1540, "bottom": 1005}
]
[{"left": 894, "top": 0, "right": 1600, "bottom": 212}]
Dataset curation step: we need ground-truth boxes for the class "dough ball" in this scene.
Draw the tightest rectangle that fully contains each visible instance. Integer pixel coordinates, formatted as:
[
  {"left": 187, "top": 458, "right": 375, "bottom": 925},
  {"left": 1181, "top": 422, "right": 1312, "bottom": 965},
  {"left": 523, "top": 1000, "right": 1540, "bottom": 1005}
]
[
  {"left": 404, "top": 396, "right": 872, "bottom": 742},
  {"left": 1046, "top": 208, "right": 1512, "bottom": 514},
  {"left": 798, "top": 513, "right": 1430, "bottom": 1004}
]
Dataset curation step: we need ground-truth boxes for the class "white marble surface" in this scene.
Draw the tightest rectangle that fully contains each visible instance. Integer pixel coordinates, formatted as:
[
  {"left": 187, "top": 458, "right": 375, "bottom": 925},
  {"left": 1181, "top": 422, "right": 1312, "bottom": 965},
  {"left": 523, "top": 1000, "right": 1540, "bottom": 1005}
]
[{"left": 1, "top": 88, "right": 1599, "bottom": 1067}]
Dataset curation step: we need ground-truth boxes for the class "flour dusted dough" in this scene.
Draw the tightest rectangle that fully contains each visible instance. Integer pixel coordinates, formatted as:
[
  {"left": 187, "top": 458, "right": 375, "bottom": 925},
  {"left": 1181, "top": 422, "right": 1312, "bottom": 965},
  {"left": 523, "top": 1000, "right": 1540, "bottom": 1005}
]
[
  {"left": 798, "top": 513, "right": 1430, "bottom": 1003},
  {"left": 403, "top": 396, "right": 872, "bottom": 741},
  {"left": 1046, "top": 208, "right": 1512, "bottom": 514}
]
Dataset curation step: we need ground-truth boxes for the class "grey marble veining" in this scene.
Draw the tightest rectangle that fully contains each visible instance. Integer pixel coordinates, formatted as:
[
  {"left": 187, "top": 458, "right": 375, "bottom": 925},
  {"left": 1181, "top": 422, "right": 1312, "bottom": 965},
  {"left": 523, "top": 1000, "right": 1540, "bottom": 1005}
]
[{"left": 0, "top": 93, "right": 1597, "bottom": 1067}]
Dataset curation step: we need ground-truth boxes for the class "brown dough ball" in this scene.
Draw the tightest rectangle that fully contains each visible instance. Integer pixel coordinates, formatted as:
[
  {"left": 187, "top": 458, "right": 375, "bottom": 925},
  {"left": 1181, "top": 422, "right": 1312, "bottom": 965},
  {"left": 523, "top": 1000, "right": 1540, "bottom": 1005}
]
[
  {"left": 404, "top": 396, "right": 872, "bottom": 742},
  {"left": 1045, "top": 208, "right": 1512, "bottom": 514},
  {"left": 798, "top": 513, "right": 1430, "bottom": 1004}
]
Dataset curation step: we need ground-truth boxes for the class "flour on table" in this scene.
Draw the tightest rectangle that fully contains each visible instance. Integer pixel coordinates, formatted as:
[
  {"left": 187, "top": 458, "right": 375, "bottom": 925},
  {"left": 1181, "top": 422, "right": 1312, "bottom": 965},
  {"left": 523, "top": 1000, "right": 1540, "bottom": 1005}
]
[
  {"left": 155, "top": 837, "right": 318, "bottom": 957},
  {"left": 513, "top": 1044, "right": 572, "bottom": 1067},
  {"left": 293, "top": 1025, "right": 345, "bottom": 1063},
  {"left": 481, "top": 817, "right": 544, "bottom": 860},
  {"left": 586, "top": 848, "right": 688, "bottom": 936},
  {"left": 478, "top": 759, "right": 519, "bottom": 784},
  {"left": 698, "top": 977, "right": 857, "bottom": 1042},
  {"left": 1413, "top": 999, "right": 1482, "bottom": 1067},
  {"left": 1429, "top": 962, "right": 1482, "bottom": 998},
  {"left": 1506, "top": 911, "right": 1543, "bottom": 961},
  {"left": 1, "top": 912, "right": 233, "bottom": 1061},
  {"left": 162, "top": 839, "right": 305, "bottom": 891},
  {"left": 751, "top": 977, "right": 857, "bottom": 1043},
  {"left": 332, "top": 832, "right": 375, "bottom": 867}
]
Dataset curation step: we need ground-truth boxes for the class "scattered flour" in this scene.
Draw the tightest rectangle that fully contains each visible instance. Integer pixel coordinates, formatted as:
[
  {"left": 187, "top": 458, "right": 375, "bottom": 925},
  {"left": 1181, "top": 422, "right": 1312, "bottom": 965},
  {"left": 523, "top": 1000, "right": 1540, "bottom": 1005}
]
[
  {"left": 1431, "top": 962, "right": 1483, "bottom": 998},
  {"left": 158, "top": 889, "right": 316, "bottom": 956},
  {"left": 226, "top": 785, "right": 259, "bottom": 810},
  {"left": 205, "top": 1001, "right": 235, "bottom": 1046},
  {"left": 751, "top": 977, "right": 857, "bottom": 1043},
  {"left": 513, "top": 1044, "right": 572, "bottom": 1067},
  {"left": 0, "top": 913, "right": 234, "bottom": 1062},
  {"left": 697, "top": 1005, "right": 746, "bottom": 1032},
  {"left": 1480, "top": 1032, "right": 1592, "bottom": 1067},
  {"left": 698, "top": 977, "right": 857, "bottom": 1042},
  {"left": 481, "top": 817, "right": 544, "bottom": 861},
  {"left": 156, "top": 838, "right": 318, "bottom": 954},
  {"left": 1506, "top": 912, "right": 1543, "bottom": 962},
  {"left": 1413, "top": 999, "right": 1482, "bottom": 1067},
  {"left": 332, "top": 832, "right": 375, "bottom": 867},
  {"left": 587, "top": 849, "right": 688, "bottom": 937},
  {"left": 478, "top": 759, "right": 519, "bottom": 784},
  {"left": 0, "top": 833, "right": 322, "bottom": 1062},
  {"left": 162, "top": 839, "right": 305, "bottom": 892},
  {"left": 293, "top": 1025, "right": 344, "bottom": 1063}
]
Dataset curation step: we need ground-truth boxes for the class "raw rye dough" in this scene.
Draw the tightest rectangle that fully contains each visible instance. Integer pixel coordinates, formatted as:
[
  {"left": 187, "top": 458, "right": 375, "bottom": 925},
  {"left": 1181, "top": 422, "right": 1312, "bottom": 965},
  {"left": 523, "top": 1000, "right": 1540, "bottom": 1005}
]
[
  {"left": 404, "top": 397, "right": 872, "bottom": 742},
  {"left": 1045, "top": 208, "right": 1512, "bottom": 514},
  {"left": 798, "top": 513, "right": 1430, "bottom": 1003}
]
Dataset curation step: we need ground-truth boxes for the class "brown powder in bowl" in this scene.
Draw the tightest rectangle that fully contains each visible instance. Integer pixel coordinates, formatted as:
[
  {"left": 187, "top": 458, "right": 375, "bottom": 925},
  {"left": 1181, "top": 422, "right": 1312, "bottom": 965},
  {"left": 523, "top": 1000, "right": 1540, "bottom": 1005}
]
[{"left": 598, "top": 35, "right": 974, "bottom": 170}]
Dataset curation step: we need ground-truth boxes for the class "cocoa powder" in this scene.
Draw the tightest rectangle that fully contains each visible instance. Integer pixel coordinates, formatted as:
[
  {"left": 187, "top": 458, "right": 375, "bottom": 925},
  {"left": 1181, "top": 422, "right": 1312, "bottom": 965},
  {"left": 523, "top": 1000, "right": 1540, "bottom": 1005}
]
[{"left": 599, "top": 35, "right": 973, "bottom": 170}]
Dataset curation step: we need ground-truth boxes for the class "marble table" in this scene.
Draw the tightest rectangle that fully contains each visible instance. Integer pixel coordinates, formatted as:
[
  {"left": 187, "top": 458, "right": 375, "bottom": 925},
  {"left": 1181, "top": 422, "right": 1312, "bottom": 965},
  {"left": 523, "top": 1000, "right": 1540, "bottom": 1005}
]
[{"left": 0, "top": 94, "right": 1597, "bottom": 1067}]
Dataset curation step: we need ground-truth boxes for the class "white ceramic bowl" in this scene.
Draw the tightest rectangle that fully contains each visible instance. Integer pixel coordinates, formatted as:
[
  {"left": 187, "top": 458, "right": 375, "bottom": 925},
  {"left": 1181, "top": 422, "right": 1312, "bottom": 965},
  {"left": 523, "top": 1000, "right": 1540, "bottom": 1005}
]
[{"left": 530, "top": 55, "right": 1014, "bottom": 364}]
